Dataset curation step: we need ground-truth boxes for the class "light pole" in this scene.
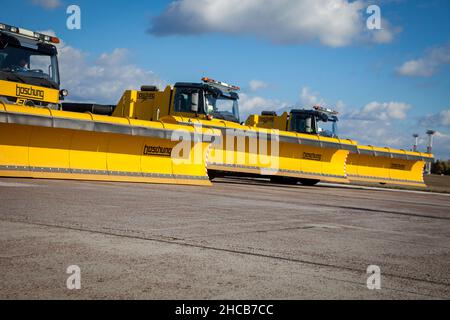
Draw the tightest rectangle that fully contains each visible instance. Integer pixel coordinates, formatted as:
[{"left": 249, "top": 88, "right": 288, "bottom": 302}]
[
  {"left": 425, "top": 130, "right": 436, "bottom": 174},
  {"left": 412, "top": 133, "right": 419, "bottom": 152}
]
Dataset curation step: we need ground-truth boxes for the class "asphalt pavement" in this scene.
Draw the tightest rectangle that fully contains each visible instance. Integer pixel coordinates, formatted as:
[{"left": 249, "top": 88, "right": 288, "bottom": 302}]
[{"left": 0, "top": 177, "right": 449, "bottom": 299}]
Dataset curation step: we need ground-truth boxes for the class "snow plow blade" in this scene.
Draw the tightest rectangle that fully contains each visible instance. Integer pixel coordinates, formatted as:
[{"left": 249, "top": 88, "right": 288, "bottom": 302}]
[
  {"left": 179, "top": 118, "right": 357, "bottom": 184},
  {"left": 346, "top": 145, "right": 433, "bottom": 187},
  {"left": 0, "top": 103, "right": 217, "bottom": 186}
]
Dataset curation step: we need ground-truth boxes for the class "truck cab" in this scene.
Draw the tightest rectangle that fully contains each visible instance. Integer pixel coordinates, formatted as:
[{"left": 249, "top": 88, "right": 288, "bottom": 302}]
[
  {"left": 289, "top": 107, "right": 338, "bottom": 138},
  {"left": 0, "top": 23, "right": 64, "bottom": 109},
  {"left": 246, "top": 106, "right": 339, "bottom": 138},
  {"left": 113, "top": 77, "right": 241, "bottom": 124},
  {"left": 173, "top": 78, "right": 240, "bottom": 123}
]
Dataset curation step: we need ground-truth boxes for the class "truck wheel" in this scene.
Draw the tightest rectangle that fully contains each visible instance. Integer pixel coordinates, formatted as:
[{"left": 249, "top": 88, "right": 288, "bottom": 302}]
[
  {"left": 207, "top": 170, "right": 217, "bottom": 181},
  {"left": 298, "top": 179, "right": 320, "bottom": 186},
  {"left": 207, "top": 170, "right": 225, "bottom": 181},
  {"left": 270, "top": 176, "right": 299, "bottom": 185}
]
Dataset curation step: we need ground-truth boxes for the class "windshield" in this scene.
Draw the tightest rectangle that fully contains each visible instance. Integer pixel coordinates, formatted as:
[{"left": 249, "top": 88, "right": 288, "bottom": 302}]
[
  {"left": 317, "top": 119, "right": 338, "bottom": 138},
  {"left": 0, "top": 44, "right": 59, "bottom": 86},
  {"left": 204, "top": 92, "right": 240, "bottom": 123},
  {"left": 291, "top": 113, "right": 338, "bottom": 138}
]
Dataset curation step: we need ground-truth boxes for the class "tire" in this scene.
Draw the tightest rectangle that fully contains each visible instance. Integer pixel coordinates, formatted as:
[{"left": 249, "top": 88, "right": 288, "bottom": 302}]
[
  {"left": 207, "top": 170, "right": 226, "bottom": 181},
  {"left": 207, "top": 170, "right": 217, "bottom": 181},
  {"left": 270, "top": 176, "right": 299, "bottom": 185},
  {"left": 298, "top": 179, "right": 320, "bottom": 186}
]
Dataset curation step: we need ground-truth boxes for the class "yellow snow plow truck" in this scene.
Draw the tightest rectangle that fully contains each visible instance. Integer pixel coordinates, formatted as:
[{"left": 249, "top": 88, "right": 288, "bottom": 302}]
[
  {"left": 245, "top": 106, "right": 434, "bottom": 187},
  {"left": 0, "top": 23, "right": 217, "bottom": 186},
  {"left": 112, "top": 77, "right": 359, "bottom": 186}
]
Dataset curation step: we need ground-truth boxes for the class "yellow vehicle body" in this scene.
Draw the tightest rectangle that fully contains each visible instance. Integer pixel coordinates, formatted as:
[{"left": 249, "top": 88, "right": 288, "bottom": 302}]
[
  {"left": 0, "top": 100, "right": 217, "bottom": 186},
  {"left": 246, "top": 111, "right": 433, "bottom": 187},
  {"left": 113, "top": 87, "right": 357, "bottom": 183}
]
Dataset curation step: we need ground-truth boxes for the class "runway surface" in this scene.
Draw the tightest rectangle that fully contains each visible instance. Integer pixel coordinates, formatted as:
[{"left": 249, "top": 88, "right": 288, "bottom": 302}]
[{"left": 0, "top": 177, "right": 449, "bottom": 299}]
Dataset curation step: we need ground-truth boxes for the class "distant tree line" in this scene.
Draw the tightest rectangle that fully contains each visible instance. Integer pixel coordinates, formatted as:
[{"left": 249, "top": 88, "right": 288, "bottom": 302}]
[{"left": 431, "top": 160, "right": 450, "bottom": 175}]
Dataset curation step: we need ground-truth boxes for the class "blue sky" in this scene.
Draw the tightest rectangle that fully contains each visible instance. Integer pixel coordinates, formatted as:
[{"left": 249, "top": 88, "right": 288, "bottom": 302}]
[{"left": 3, "top": 0, "right": 450, "bottom": 158}]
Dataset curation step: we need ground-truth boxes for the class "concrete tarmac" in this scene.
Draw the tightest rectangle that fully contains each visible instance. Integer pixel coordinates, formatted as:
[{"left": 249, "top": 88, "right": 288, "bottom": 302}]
[{"left": 0, "top": 177, "right": 449, "bottom": 299}]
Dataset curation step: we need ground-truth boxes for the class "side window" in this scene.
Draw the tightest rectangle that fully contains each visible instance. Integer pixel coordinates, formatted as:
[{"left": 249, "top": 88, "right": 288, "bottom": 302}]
[
  {"left": 174, "top": 91, "right": 191, "bottom": 112},
  {"left": 174, "top": 88, "right": 203, "bottom": 113},
  {"left": 291, "top": 115, "right": 315, "bottom": 134}
]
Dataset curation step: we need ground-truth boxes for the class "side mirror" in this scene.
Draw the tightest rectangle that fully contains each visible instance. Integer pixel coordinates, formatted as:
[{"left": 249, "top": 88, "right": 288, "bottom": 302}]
[{"left": 191, "top": 92, "right": 199, "bottom": 112}]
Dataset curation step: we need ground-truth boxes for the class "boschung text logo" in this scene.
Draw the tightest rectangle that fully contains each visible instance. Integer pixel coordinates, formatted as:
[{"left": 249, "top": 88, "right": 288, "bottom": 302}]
[
  {"left": 16, "top": 84, "right": 45, "bottom": 100},
  {"left": 143, "top": 145, "right": 173, "bottom": 157},
  {"left": 303, "top": 152, "right": 322, "bottom": 161}
]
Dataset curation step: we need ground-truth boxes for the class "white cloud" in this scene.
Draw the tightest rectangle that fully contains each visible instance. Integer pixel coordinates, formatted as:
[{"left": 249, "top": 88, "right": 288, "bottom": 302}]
[
  {"left": 240, "top": 85, "right": 341, "bottom": 122},
  {"left": 239, "top": 93, "right": 288, "bottom": 120},
  {"left": 335, "top": 100, "right": 346, "bottom": 114},
  {"left": 339, "top": 119, "right": 408, "bottom": 148},
  {"left": 149, "top": 0, "right": 397, "bottom": 47},
  {"left": 397, "top": 60, "right": 433, "bottom": 77},
  {"left": 433, "top": 131, "right": 450, "bottom": 158},
  {"left": 349, "top": 101, "right": 411, "bottom": 121},
  {"left": 298, "top": 86, "right": 345, "bottom": 114},
  {"left": 420, "top": 109, "right": 450, "bottom": 128},
  {"left": 397, "top": 42, "right": 450, "bottom": 77},
  {"left": 436, "top": 109, "right": 450, "bottom": 127},
  {"left": 368, "top": 19, "right": 400, "bottom": 44},
  {"left": 249, "top": 80, "right": 269, "bottom": 91},
  {"left": 51, "top": 36, "right": 164, "bottom": 104},
  {"left": 32, "top": 0, "right": 61, "bottom": 9},
  {"left": 299, "top": 87, "right": 325, "bottom": 107}
]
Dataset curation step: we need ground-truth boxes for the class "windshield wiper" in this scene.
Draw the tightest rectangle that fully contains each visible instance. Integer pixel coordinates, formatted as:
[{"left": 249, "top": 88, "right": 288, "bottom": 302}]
[
  {"left": 6, "top": 73, "right": 27, "bottom": 84},
  {"left": 212, "top": 112, "right": 239, "bottom": 123},
  {"left": 34, "top": 77, "right": 58, "bottom": 89},
  {"left": 22, "top": 72, "right": 58, "bottom": 89}
]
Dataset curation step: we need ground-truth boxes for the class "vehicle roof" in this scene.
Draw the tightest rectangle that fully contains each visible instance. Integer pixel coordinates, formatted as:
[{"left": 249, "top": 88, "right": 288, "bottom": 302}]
[
  {"left": 174, "top": 82, "right": 239, "bottom": 99},
  {"left": 174, "top": 82, "right": 204, "bottom": 88},
  {"left": 0, "top": 31, "right": 56, "bottom": 53},
  {"left": 290, "top": 109, "right": 338, "bottom": 122}
]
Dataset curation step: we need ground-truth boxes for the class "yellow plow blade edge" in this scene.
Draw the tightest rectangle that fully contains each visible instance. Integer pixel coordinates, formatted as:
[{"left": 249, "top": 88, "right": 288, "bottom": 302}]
[
  {"left": 0, "top": 103, "right": 217, "bottom": 186},
  {"left": 346, "top": 145, "right": 433, "bottom": 187}
]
